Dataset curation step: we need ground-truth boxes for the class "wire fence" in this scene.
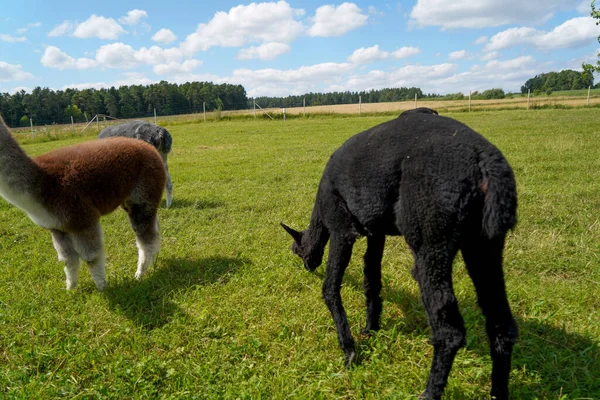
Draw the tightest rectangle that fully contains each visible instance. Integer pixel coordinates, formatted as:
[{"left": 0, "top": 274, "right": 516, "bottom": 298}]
[{"left": 9, "top": 89, "right": 600, "bottom": 137}]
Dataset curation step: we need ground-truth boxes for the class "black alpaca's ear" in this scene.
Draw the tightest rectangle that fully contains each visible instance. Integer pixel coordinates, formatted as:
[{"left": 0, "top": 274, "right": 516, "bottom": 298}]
[{"left": 280, "top": 222, "right": 302, "bottom": 243}]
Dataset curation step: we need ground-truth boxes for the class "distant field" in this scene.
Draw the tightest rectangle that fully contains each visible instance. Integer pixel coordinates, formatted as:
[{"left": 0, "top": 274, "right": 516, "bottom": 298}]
[
  {"left": 1, "top": 109, "right": 599, "bottom": 398},
  {"left": 9, "top": 91, "right": 600, "bottom": 138}
]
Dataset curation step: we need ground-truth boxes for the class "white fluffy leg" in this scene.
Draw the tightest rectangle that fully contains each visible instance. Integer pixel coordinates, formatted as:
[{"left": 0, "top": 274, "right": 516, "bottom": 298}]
[
  {"left": 72, "top": 222, "right": 107, "bottom": 291},
  {"left": 135, "top": 235, "right": 160, "bottom": 279},
  {"left": 51, "top": 230, "right": 80, "bottom": 290},
  {"left": 88, "top": 251, "right": 107, "bottom": 291},
  {"left": 135, "top": 222, "right": 160, "bottom": 279},
  {"left": 64, "top": 260, "right": 80, "bottom": 290}
]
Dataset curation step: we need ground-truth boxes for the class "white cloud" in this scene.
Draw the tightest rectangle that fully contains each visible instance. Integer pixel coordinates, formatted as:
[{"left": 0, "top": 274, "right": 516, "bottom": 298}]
[
  {"left": 485, "top": 17, "right": 599, "bottom": 51},
  {"left": 16, "top": 22, "right": 41, "bottom": 34},
  {"left": 0, "top": 61, "right": 34, "bottom": 82},
  {"left": 410, "top": 0, "right": 575, "bottom": 29},
  {"left": 227, "top": 62, "right": 355, "bottom": 96},
  {"left": 0, "top": 34, "right": 26, "bottom": 43},
  {"left": 348, "top": 45, "right": 421, "bottom": 64},
  {"left": 475, "top": 36, "right": 488, "bottom": 45},
  {"left": 153, "top": 59, "right": 203, "bottom": 75},
  {"left": 449, "top": 50, "right": 467, "bottom": 60},
  {"left": 64, "top": 73, "right": 155, "bottom": 91},
  {"left": 348, "top": 45, "right": 389, "bottom": 64},
  {"left": 307, "top": 3, "right": 368, "bottom": 37},
  {"left": 232, "top": 62, "right": 354, "bottom": 84},
  {"left": 41, "top": 46, "right": 97, "bottom": 70},
  {"left": 73, "top": 15, "right": 127, "bottom": 39},
  {"left": 180, "top": 1, "right": 304, "bottom": 54},
  {"left": 480, "top": 51, "right": 498, "bottom": 61},
  {"left": 343, "top": 63, "right": 459, "bottom": 92},
  {"left": 391, "top": 46, "right": 421, "bottom": 59},
  {"left": 95, "top": 43, "right": 183, "bottom": 69},
  {"left": 237, "top": 42, "right": 291, "bottom": 60},
  {"left": 119, "top": 9, "right": 148, "bottom": 25},
  {"left": 95, "top": 43, "right": 139, "bottom": 68},
  {"left": 48, "top": 21, "right": 73, "bottom": 37},
  {"left": 152, "top": 28, "right": 177, "bottom": 44},
  {"left": 483, "top": 55, "right": 536, "bottom": 70},
  {"left": 317, "top": 54, "right": 542, "bottom": 95}
]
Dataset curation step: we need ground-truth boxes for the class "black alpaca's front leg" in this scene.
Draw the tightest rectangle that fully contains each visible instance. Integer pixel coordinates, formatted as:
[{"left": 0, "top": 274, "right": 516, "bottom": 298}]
[
  {"left": 323, "top": 233, "right": 357, "bottom": 367},
  {"left": 362, "top": 234, "right": 385, "bottom": 334}
]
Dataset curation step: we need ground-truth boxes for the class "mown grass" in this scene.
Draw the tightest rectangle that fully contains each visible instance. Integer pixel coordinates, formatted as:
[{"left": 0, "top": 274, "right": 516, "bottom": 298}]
[{"left": 1, "top": 109, "right": 599, "bottom": 399}]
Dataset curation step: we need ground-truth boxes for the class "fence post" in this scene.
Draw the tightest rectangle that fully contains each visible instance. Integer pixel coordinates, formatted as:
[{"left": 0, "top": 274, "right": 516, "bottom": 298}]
[
  {"left": 469, "top": 90, "right": 471, "bottom": 112},
  {"left": 359, "top": 95, "right": 362, "bottom": 115},
  {"left": 414, "top": 93, "right": 418, "bottom": 109},
  {"left": 527, "top": 89, "right": 531, "bottom": 110},
  {"left": 253, "top": 98, "right": 256, "bottom": 118},
  {"left": 154, "top": 108, "right": 157, "bottom": 124},
  {"left": 303, "top": 97, "right": 306, "bottom": 117},
  {"left": 30, "top": 118, "right": 34, "bottom": 138},
  {"left": 587, "top": 86, "right": 591, "bottom": 106},
  {"left": 71, "top": 116, "right": 74, "bottom": 132},
  {"left": 203, "top": 102, "right": 206, "bottom": 122}
]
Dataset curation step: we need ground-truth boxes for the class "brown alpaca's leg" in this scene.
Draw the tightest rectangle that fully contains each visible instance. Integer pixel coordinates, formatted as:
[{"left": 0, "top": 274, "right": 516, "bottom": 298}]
[
  {"left": 51, "top": 230, "right": 80, "bottom": 290},
  {"left": 71, "top": 222, "right": 107, "bottom": 291},
  {"left": 126, "top": 204, "right": 160, "bottom": 279}
]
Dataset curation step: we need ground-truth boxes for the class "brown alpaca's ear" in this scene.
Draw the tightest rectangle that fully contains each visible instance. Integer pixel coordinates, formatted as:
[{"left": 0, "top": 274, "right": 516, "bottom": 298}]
[{"left": 280, "top": 222, "right": 302, "bottom": 243}]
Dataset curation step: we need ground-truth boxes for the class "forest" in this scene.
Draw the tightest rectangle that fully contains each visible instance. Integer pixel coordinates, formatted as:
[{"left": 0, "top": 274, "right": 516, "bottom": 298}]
[
  {"left": 520, "top": 69, "right": 595, "bottom": 94},
  {"left": 0, "top": 81, "right": 248, "bottom": 128}
]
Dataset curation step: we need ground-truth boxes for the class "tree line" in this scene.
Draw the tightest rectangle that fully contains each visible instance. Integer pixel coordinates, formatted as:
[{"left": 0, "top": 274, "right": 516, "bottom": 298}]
[
  {"left": 0, "top": 69, "right": 596, "bottom": 128},
  {"left": 520, "top": 69, "right": 596, "bottom": 95},
  {"left": 251, "top": 87, "right": 425, "bottom": 109},
  {"left": 0, "top": 81, "right": 248, "bottom": 128}
]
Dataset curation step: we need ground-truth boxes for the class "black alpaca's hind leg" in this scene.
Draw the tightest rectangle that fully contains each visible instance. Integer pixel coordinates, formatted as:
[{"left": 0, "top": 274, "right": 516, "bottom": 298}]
[
  {"left": 461, "top": 236, "right": 517, "bottom": 400},
  {"left": 412, "top": 246, "right": 465, "bottom": 400},
  {"left": 323, "top": 232, "right": 357, "bottom": 367},
  {"left": 362, "top": 234, "right": 385, "bottom": 334}
]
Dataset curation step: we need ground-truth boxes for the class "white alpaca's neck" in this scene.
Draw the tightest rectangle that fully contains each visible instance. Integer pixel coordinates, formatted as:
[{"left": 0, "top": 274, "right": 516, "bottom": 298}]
[{"left": 0, "top": 119, "right": 59, "bottom": 228}]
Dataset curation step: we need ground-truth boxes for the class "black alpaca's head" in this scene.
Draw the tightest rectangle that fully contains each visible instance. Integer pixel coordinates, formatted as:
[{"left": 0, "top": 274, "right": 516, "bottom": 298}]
[{"left": 280, "top": 223, "right": 322, "bottom": 272}]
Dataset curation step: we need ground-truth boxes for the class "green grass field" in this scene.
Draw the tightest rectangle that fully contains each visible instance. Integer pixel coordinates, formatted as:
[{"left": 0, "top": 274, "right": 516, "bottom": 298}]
[{"left": 1, "top": 109, "right": 599, "bottom": 399}]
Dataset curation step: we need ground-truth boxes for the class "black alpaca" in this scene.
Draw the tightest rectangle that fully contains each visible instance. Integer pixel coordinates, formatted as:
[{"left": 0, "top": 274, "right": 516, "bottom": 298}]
[
  {"left": 400, "top": 107, "right": 439, "bottom": 115},
  {"left": 282, "top": 109, "right": 518, "bottom": 400},
  {"left": 99, "top": 120, "right": 173, "bottom": 208}
]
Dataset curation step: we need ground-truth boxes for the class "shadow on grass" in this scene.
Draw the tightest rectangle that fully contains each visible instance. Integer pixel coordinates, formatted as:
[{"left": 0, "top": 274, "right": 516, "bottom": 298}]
[
  {"left": 341, "top": 269, "right": 600, "bottom": 397},
  {"left": 103, "top": 256, "right": 248, "bottom": 330},
  {"left": 164, "top": 198, "right": 225, "bottom": 210}
]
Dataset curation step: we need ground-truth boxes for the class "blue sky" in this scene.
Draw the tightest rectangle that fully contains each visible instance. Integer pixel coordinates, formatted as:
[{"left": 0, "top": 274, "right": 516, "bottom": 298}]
[{"left": 1, "top": 0, "right": 599, "bottom": 97}]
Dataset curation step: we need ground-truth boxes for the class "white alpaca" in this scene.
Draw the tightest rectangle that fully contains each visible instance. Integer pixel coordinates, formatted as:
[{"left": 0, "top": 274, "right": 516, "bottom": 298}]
[{"left": 0, "top": 116, "right": 166, "bottom": 290}]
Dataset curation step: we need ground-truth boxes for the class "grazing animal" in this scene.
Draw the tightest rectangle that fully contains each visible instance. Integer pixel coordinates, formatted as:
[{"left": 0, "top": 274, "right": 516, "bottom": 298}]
[
  {"left": 98, "top": 120, "right": 173, "bottom": 208},
  {"left": 0, "top": 115, "right": 166, "bottom": 290},
  {"left": 401, "top": 107, "right": 439, "bottom": 116},
  {"left": 282, "top": 111, "right": 518, "bottom": 400}
]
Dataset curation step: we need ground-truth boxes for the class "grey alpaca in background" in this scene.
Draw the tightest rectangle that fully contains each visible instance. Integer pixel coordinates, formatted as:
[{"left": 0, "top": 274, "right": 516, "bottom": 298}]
[
  {"left": 282, "top": 108, "right": 518, "bottom": 400},
  {"left": 99, "top": 121, "right": 173, "bottom": 208}
]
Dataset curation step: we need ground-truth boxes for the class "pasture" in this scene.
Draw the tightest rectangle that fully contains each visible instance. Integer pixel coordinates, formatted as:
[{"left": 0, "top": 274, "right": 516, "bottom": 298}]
[{"left": 1, "top": 109, "right": 599, "bottom": 398}]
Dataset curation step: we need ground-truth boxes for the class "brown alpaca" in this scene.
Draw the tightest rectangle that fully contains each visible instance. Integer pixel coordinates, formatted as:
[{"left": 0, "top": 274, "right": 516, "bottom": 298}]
[{"left": 0, "top": 116, "right": 166, "bottom": 290}]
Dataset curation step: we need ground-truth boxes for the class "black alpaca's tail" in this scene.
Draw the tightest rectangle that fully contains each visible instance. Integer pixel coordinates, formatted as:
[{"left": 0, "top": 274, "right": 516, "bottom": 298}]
[{"left": 479, "top": 149, "right": 517, "bottom": 239}]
